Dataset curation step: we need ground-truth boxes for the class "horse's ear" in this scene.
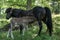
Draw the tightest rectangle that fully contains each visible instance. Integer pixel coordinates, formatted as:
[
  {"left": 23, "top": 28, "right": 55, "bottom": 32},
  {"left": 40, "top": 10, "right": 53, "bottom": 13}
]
[{"left": 5, "top": 8, "right": 12, "bottom": 13}]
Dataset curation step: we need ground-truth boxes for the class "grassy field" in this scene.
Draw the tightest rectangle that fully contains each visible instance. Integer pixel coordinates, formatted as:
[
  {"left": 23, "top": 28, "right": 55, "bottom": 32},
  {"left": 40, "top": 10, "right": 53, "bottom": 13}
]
[{"left": 0, "top": 14, "right": 60, "bottom": 40}]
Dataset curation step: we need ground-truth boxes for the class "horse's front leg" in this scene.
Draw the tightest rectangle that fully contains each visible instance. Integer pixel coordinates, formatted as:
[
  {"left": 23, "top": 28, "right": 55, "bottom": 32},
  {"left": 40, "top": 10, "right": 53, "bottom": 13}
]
[{"left": 7, "top": 23, "right": 14, "bottom": 39}]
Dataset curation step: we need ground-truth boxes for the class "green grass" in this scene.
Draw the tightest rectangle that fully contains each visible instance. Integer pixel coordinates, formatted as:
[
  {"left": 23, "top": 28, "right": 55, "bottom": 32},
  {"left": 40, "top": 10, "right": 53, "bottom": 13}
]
[{"left": 0, "top": 14, "right": 60, "bottom": 40}]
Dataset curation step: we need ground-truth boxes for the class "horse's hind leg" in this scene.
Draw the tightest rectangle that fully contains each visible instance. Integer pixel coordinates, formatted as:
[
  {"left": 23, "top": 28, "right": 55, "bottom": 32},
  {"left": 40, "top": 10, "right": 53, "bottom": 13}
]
[
  {"left": 46, "top": 16, "right": 53, "bottom": 36},
  {"left": 42, "top": 16, "right": 53, "bottom": 36},
  {"left": 34, "top": 14, "right": 43, "bottom": 36},
  {"left": 47, "top": 19, "right": 53, "bottom": 36},
  {"left": 35, "top": 17, "right": 42, "bottom": 36},
  {"left": 42, "top": 18, "right": 48, "bottom": 32},
  {"left": 44, "top": 7, "right": 53, "bottom": 36}
]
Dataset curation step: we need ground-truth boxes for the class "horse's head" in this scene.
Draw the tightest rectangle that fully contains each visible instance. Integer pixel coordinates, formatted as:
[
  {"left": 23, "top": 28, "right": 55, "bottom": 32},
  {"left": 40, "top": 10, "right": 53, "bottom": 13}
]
[{"left": 5, "top": 8, "right": 12, "bottom": 19}]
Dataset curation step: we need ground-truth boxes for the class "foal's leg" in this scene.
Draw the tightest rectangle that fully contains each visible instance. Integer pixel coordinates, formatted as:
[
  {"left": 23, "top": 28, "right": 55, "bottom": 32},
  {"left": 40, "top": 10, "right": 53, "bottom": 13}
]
[
  {"left": 19, "top": 24, "right": 25, "bottom": 35},
  {"left": 11, "top": 24, "right": 14, "bottom": 39},
  {"left": 22, "top": 23, "right": 28, "bottom": 35},
  {"left": 7, "top": 23, "right": 14, "bottom": 39},
  {"left": 7, "top": 26, "right": 11, "bottom": 38},
  {"left": 19, "top": 25, "right": 23, "bottom": 34}
]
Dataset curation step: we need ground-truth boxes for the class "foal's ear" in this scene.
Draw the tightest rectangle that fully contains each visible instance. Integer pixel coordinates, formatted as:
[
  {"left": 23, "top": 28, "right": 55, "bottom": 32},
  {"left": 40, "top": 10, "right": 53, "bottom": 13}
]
[{"left": 5, "top": 8, "right": 12, "bottom": 13}]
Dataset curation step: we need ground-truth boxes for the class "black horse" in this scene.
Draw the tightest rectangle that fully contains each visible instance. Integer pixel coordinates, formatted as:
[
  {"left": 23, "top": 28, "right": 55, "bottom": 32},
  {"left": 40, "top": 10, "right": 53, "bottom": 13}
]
[
  {"left": 5, "top": 6, "right": 53, "bottom": 38},
  {"left": 32, "top": 6, "right": 53, "bottom": 36}
]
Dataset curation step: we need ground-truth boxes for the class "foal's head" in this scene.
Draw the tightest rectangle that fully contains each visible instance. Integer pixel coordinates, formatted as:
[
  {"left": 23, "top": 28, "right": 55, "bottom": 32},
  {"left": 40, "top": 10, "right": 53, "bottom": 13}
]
[{"left": 5, "top": 8, "right": 13, "bottom": 19}]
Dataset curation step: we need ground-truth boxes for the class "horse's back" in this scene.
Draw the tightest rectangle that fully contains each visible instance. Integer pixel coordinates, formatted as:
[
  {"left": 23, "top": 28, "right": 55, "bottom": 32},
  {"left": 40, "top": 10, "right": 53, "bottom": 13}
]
[{"left": 32, "top": 6, "right": 46, "bottom": 19}]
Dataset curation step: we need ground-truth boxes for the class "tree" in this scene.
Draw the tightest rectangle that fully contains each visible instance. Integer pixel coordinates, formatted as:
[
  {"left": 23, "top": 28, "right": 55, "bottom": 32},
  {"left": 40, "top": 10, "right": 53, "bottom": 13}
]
[{"left": 27, "top": 0, "right": 32, "bottom": 10}]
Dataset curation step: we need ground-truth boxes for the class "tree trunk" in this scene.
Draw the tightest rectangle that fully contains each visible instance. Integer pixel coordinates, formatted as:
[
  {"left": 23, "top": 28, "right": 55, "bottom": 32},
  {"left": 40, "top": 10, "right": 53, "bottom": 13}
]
[{"left": 27, "top": 0, "right": 32, "bottom": 10}]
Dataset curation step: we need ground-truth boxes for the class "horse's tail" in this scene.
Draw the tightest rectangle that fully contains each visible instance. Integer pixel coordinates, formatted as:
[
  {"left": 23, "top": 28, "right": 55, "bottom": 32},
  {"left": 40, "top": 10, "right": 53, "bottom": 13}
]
[
  {"left": 45, "top": 7, "right": 52, "bottom": 17},
  {"left": 44, "top": 7, "right": 52, "bottom": 23},
  {"left": 44, "top": 7, "right": 53, "bottom": 36}
]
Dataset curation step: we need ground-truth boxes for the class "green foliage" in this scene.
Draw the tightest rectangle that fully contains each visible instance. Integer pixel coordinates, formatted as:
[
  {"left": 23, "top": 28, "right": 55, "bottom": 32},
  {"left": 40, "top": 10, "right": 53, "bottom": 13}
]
[{"left": 0, "top": 19, "right": 9, "bottom": 28}]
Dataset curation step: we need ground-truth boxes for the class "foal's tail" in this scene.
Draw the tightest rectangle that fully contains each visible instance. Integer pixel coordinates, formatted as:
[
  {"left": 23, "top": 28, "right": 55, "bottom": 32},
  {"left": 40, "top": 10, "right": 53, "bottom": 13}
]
[{"left": 44, "top": 7, "right": 53, "bottom": 36}]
